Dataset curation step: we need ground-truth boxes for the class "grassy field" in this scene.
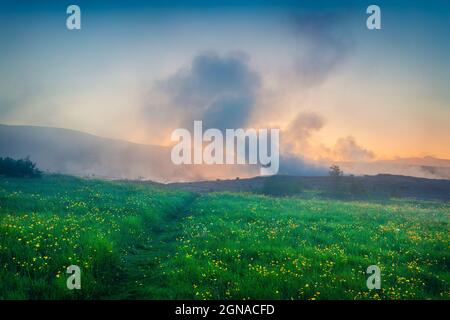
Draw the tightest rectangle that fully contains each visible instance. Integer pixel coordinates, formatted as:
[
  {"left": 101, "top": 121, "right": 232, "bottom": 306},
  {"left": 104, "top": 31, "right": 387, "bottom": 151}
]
[{"left": 0, "top": 175, "right": 448, "bottom": 299}]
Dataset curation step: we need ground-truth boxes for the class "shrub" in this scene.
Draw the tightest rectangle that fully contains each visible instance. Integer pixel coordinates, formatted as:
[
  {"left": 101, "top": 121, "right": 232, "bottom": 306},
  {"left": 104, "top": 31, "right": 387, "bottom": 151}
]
[
  {"left": 328, "top": 165, "right": 343, "bottom": 177},
  {"left": 0, "top": 156, "right": 42, "bottom": 178}
]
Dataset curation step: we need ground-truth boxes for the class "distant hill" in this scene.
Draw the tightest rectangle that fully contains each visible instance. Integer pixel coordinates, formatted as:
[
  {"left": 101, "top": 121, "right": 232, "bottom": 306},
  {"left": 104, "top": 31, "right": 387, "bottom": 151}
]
[
  {"left": 337, "top": 158, "right": 450, "bottom": 180},
  {"left": 1, "top": 124, "right": 449, "bottom": 181},
  {"left": 168, "top": 174, "right": 450, "bottom": 201},
  {"left": 386, "top": 156, "right": 450, "bottom": 167},
  {"left": 0, "top": 124, "right": 170, "bottom": 180},
  {"left": 0, "top": 124, "right": 257, "bottom": 182}
]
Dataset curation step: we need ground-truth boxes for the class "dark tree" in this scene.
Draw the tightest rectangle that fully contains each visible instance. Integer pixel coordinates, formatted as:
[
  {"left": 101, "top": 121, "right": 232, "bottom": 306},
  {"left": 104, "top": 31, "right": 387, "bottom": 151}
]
[
  {"left": 0, "top": 156, "right": 42, "bottom": 178},
  {"left": 328, "top": 165, "right": 343, "bottom": 177},
  {"left": 327, "top": 165, "right": 344, "bottom": 197}
]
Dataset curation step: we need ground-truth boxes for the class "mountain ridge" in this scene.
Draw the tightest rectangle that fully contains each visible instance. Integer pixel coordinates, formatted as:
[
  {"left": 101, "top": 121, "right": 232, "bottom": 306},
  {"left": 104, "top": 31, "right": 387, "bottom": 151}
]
[{"left": 1, "top": 124, "right": 449, "bottom": 181}]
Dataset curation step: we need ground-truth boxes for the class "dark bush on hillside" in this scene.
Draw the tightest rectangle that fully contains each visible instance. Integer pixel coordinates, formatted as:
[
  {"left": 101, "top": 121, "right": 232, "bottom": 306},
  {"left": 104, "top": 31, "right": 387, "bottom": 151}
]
[
  {"left": 329, "top": 165, "right": 343, "bottom": 177},
  {"left": 0, "top": 157, "right": 42, "bottom": 178}
]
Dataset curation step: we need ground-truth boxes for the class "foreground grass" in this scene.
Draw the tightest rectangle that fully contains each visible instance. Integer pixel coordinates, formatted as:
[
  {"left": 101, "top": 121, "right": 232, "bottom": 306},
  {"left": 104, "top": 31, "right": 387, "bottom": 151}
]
[
  {"left": 160, "top": 193, "right": 449, "bottom": 299},
  {"left": 0, "top": 175, "right": 193, "bottom": 299},
  {"left": 0, "top": 175, "right": 449, "bottom": 299}
]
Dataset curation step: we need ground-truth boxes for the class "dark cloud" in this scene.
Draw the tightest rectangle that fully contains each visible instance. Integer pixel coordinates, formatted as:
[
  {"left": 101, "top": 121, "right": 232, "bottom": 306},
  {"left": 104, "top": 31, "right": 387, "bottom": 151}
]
[
  {"left": 144, "top": 51, "right": 260, "bottom": 133},
  {"left": 201, "top": 95, "right": 254, "bottom": 130},
  {"left": 291, "top": 12, "right": 353, "bottom": 87}
]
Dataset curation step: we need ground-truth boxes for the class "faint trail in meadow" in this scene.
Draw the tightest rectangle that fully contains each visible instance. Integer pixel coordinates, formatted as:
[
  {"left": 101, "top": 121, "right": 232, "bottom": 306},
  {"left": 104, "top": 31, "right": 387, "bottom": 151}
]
[{"left": 117, "top": 193, "right": 200, "bottom": 299}]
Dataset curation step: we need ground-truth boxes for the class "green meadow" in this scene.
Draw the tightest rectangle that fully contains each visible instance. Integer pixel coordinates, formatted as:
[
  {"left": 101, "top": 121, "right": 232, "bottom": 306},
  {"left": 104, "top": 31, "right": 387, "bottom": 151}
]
[{"left": 0, "top": 175, "right": 448, "bottom": 299}]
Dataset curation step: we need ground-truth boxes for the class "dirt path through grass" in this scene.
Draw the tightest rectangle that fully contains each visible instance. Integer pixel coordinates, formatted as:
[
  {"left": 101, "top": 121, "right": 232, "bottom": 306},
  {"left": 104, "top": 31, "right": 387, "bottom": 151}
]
[{"left": 115, "top": 193, "right": 200, "bottom": 299}]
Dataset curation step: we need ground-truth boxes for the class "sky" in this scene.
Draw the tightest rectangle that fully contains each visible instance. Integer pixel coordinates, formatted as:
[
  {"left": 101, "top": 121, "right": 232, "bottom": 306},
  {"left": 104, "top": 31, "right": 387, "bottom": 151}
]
[{"left": 0, "top": 0, "right": 449, "bottom": 163}]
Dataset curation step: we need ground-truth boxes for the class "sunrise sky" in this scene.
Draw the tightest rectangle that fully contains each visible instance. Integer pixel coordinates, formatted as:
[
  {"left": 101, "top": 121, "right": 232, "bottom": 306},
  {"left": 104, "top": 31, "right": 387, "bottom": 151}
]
[{"left": 1, "top": 0, "right": 449, "bottom": 162}]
